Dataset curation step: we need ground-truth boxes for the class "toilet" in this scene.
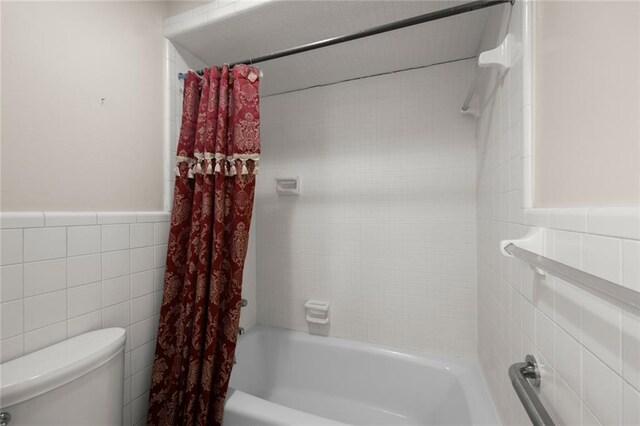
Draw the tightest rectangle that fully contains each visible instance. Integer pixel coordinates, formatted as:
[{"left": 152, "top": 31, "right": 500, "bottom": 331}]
[{"left": 0, "top": 328, "right": 126, "bottom": 425}]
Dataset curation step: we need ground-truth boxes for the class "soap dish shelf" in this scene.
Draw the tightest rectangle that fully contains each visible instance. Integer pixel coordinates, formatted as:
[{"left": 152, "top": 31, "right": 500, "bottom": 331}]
[
  {"left": 461, "top": 33, "right": 522, "bottom": 114},
  {"left": 304, "top": 300, "right": 330, "bottom": 325}
]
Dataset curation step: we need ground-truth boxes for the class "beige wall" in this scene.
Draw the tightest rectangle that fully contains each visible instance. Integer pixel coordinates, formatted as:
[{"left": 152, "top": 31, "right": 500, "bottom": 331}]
[
  {"left": 534, "top": 1, "right": 640, "bottom": 207},
  {"left": 1, "top": 1, "right": 170, "bottom": 211}
]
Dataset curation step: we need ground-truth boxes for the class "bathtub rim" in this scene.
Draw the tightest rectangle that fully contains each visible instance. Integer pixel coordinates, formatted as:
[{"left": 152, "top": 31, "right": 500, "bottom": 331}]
[{"left": 230, "top": 324, "right": 500, "bottom": 425}]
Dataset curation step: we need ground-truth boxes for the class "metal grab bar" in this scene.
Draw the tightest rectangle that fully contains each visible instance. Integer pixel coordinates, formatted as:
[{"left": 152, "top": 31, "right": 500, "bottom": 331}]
[
  {"left": 509, "top": 355, "right": 555, "bottom": 426},
  {"left": 504, "top": 243, "right": 640, "bottom": 316}
]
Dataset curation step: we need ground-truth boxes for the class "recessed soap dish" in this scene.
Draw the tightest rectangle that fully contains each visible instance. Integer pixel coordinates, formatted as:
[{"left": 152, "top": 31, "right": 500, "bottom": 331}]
[{"left": 276, "top": 177, "right": 300, "bottom": 195}]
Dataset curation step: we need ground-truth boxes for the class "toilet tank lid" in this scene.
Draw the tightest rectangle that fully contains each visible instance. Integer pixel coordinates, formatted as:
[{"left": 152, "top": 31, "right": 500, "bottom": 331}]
[{"left": 0, "top": 328, "right": 126, "bottom": 408}]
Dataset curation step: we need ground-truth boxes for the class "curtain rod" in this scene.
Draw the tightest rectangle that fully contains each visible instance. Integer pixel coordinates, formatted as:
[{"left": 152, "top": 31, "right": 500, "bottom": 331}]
[{"left": 177, "top": 0, "right": 514, "bottom": 80}]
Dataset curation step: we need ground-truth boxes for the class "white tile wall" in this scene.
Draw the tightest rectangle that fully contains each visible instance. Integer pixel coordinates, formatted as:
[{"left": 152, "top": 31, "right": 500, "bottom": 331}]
[
  {"left": 67, "top": 225, "right": 101, "bottom": 256},
  {"left": 623, "top": 312, "right": 640, "bottom": 390},
  {"left": 0, "top": 212, "right": 45, "bottom": 229},
  {"left": 131, "top": 224, "right": 154, "bottom": 249},
  {"left": 24, "top": 259, "right": 66, "bottom": 297},
  {"left": 24, "top": 227, "right": 66, "bottom": 262},
  {"left": 45, "top": 212, "right": 97, "bottom": 227},
  {"left": 68, "top": 254, "right": 101, "bottom": 287},
  {"left": 0, "top": 230, "right": 23, "bottom": 266},
  {"left": 0, "top": 211, "right": 169, "bottom": 425},
  {"left": 0, "top": 264, "right": 23, "bottom": 303},
  {"left": 255, "top": 59, "right": 478, "bottom": 357},
  {"left": 102, "top": 250, "right": 131, "bottom": 280},
  {"left": 103, "top": 276, "right": 131, "bottom": 307},
  {"left": 476, "top": 1, "right": 640, "bottom": 425},
  {"left": 102, "top": 224, "right": 130, "bottom": 252}
]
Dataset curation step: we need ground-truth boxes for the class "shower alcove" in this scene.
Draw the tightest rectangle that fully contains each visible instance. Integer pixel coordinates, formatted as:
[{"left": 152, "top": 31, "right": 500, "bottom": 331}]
[
  {"left": 162, "top": 1, "right": 522, "bottom": 424},
  {"left": 163, "top": 0, "right": 513, "bottom": 348}
]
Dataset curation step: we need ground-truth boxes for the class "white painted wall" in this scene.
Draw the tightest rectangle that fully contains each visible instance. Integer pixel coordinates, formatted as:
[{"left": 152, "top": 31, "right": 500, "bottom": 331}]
[
  {"left": 476, "top": 2, "right": 640, "bottom": 425},
  {"left": 255, "top": 59, "right": 479, "bottom": 358},
  {"left": 1, "top": 1, "right": 166, "bottom": 211},
  {"left": 534, "top": 1, "right": 640, "bottom": 207}
]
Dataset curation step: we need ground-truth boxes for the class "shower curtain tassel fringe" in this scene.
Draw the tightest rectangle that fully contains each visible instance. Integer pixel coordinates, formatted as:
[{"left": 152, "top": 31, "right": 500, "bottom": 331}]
[
  {"left": 194, "top": 161, "right": 203, "bottom": 175},
  {"left": 241, "top": 160, "right": 248, "bottom": 175},
  {"left": 229, "top": 161, "right": 237, "bottom": 176}
]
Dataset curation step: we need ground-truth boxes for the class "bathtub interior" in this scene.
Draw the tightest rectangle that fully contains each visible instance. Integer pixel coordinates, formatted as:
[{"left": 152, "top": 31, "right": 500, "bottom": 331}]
[{"left": 230, "top": 326, "right": 485, "bottom": 425}]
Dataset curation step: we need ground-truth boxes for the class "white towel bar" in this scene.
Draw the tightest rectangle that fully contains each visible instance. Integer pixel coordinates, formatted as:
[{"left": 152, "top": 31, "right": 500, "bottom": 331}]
[{"left": 504, "top": 243, "right": 640, "bottom": 316}]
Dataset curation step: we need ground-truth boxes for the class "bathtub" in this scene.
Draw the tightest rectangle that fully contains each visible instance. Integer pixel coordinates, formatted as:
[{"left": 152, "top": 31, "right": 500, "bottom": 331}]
[{"left": 224, "top": 326, "right": 499, "bottom": 426}]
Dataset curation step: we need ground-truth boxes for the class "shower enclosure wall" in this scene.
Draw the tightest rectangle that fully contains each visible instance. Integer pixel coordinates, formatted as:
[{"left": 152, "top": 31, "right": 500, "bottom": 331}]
[
  {"left": 164, "top": 1, "right": 487, "bottom": 359},
  {"left": 256, "top": 59, "right": 478, "bottom": 356},
  {"left": 162, "top": 1, "right": 511, "bottom": 423}
]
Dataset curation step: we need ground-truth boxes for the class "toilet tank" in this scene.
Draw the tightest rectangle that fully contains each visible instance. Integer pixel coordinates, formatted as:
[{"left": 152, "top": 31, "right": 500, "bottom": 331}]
[{"left": 0, "top": 328, "right": 126, "bottom": 426}]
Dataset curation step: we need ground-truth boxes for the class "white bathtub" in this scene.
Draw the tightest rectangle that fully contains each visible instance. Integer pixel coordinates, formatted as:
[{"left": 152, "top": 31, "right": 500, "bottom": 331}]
[{"left": 224, "top": 326, "right": 499, "bottom": 426}]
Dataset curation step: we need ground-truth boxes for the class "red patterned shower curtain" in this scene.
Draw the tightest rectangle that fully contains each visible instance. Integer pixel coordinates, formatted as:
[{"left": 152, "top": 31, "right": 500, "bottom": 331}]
[{"left": 147, "top": 65, "right": 260, "bottom": 426}]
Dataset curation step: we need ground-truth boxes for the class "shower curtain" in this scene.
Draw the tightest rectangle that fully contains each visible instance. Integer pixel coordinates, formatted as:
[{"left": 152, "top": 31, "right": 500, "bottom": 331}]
[{"left": 147, "top": 65, "right": 260, "bottom": 426}]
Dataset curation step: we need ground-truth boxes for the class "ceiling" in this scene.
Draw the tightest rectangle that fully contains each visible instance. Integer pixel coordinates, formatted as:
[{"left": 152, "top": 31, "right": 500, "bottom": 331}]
[{"left": 165, "top": 1, "right": 501, "bottom": 96}]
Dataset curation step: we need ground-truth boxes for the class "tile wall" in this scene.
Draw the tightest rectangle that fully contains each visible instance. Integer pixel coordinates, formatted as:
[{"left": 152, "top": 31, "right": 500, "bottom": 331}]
[
  {"left": 255, "top": 59, "right": 479, "bottom": 358},
  {"left": 0, "top": 211, "right": 169, "bottom": 426},
  {"left": 476, "top": 1, "right": 640, "bottom": 425}
]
